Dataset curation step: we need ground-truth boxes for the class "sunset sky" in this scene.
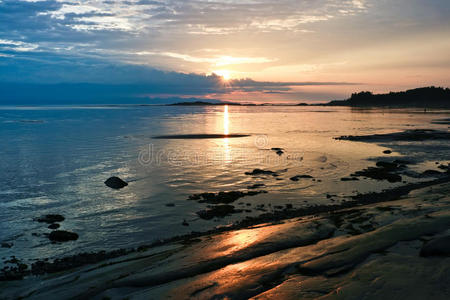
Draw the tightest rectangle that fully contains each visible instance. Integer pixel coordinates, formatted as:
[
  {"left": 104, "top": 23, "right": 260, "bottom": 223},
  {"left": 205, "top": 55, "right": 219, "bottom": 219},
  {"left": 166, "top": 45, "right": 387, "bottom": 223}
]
[{"left": 0, "top": 0, "right": 449, "bottom": 103}]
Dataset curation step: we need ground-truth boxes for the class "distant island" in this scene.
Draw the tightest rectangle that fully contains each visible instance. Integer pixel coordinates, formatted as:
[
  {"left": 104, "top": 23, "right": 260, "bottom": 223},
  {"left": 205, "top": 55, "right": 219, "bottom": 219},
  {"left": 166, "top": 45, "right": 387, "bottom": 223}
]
[
  {"left": 168, "top": 101, "right": 243, "bottom": 106},
  {"left": 326, "top": 86, "right": 450, "bottom": 108},
  {"left": 167, "top": 87, "right": 450, "bottom": 108}
]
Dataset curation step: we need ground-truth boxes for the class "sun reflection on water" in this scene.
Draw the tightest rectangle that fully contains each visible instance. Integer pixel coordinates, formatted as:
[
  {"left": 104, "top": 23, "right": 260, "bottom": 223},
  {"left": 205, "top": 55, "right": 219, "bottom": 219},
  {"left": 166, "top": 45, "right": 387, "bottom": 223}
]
[
  {"left": 223, "top": 105, "right": 231, "bottom": 163},
  {"left": 224, "top": 105, "right": 229, "bottom": 135}
]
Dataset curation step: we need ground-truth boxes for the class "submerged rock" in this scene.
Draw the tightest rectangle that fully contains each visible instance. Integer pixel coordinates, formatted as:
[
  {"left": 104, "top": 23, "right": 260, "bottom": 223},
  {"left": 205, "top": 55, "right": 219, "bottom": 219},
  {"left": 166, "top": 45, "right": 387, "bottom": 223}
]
[
  {"left": 422, "top": 170, "right": 444, "bottom": 177},
  {"left": 351, "top": 162, "right": 403, "bottom": 183},
  {"left": 1, "top": 242, "right": 13, "bottom": 248},
  {"left": 341, "top": 177, "right": 359, "bottom": 181},
  {"left": 420, "top": 235, "right": 450, "bottom": 257},
  {"left": 196, "top": 205, "right": 240, "bottom": 220},
  {"left": 290, "top": 175, "right": 314, "bottom": 181},
  {"left": 104, "top": 176, "right": 128, "bottom": 189},
  {"left": 335, "top": 129, "right": 450, "bottom": 142},
  {"left": 36, "top": 214, "right": 65, "bottom": 224},
  {"left": 247, "top": 183, "right": 266, "bottom": 189},
  {"left": 48, "top": 231, "right": 79, "bottom": 242},
  {"left": 189, "top": 190, "right": 267, "bottom": 204},
  {"left": 48, "top": 224, "right": 60, "bottom": 230},
  {"left": 245, "top": 169, "right": 278, "bottom": 176}
]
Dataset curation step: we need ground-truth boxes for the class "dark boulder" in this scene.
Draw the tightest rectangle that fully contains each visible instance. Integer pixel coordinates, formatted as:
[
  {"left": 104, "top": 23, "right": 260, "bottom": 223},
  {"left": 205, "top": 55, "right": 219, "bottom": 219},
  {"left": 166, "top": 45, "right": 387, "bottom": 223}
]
[
  {"left": 36, "top": 214, "right": 65, "bottom": 224},
  {"left": 48, "top": 231, "right": 79, "bottom": 242},
  {"left": 383, "top": 150, "right": 392, "bottom": 154},
  {"left": 104, "top": 176, "right": 128, "bottom": 189}
]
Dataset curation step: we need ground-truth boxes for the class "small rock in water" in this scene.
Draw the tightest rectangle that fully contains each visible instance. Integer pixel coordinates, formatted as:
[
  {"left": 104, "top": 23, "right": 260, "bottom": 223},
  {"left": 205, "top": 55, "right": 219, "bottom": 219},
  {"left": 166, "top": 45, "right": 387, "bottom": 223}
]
[
  {"left": 196, "top": 205, "right": 239, "bottom": 220},
  {"left": 182, "top": 219, "right": 189, "bottom": 226},
  {"left": 290, "top": 175, "right": 313, "bottom": 181},
  {"left": 383, "top": 150, "right": 392, "bottom": 154},
  {"left": 247, "top": 183, "right": 266, "bottom": 189},
  {"left": 36, "top": 214, "right": 65, "bottom": 224},
  {"left": 245, "top": 169, "right": 278, "bottom": 176},
  {"left": 48, "top": 223, "right": 60, "bottom": 230},
  {"left": 48, "top": 230, "right": 79, "bottom": 242},
  {"left": 1, "top": 242, "right": 13, "bottom": 248},
  {"left": 341, "top": 177, "right": 359, "bottom": 181},
  {"left": 104, "top": 176, "right": 128, "bottom": 189},
  {"left": 420, "top": 235, "right": 450, "bottom": 257},
  {"left": 421, "top": 170, "right": 443, "bottom": 177}
]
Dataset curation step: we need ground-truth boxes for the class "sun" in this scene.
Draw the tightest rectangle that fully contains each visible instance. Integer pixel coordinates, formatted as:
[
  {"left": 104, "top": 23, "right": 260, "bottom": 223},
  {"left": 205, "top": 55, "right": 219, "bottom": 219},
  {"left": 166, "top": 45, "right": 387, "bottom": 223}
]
[{"left": 213, "top": 70, "right": 231, "bottom": 80}]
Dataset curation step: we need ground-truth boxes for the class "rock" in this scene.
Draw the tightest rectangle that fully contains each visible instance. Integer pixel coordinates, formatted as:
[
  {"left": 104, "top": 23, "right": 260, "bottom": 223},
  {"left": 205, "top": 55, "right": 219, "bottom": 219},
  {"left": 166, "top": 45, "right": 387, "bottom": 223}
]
[
  {"left": 188, "top": 190, "right": 267, "bottom": 204},
  {"left": 48, "top": 223, "right": 60, "bottom": 230},
  {"left": 196, "top": 205, "right": 240, "bottom": 220},
  {"left": 351, "top": 163, "right": 402, "bottom": 183},
  {"left": 335, "top": 129, "right": 450, "bottom": 142},
  {"left": 275, "top": 150, "right": 284, "bottom": 156},
  {"left": 104, "top": 176, "right": 128, "bottom": 189},
  {"left": 375, "top": 161, "right": 399, "bottom": 170},
  {"left": 1, "top": 242, "right": 13, "bottom": 248},
  {"left": 290, "top": 175, "right": 314, "bottom": 181},
  {"left": 48, "top": 231, "right": 79, "bottom": 242},
  {"left": 271, "top": 148, "right": 283, "bottom": 151},
  {"left": 247, "top": 183, "right": 266, "bottom": 189},
  {"left": 182, "top": 220, "right": 189, "bottom": 226},
  {"left": 421, "top": 170, "right": 443, "bottom": 177},
  {"left": 36, "top": 214, "right": 65, "bottom": 224},
  {"left": 420, "top": 235, "right": 450, "bottom": 257},
  {"left": 165, "top": 203, "right": 175, "bottom": 207},
  {"left": 245, "top": 169, "right": 278, "bottom": 176},
  {"left": 383, "top": 150, "right": 392, "bottom": 154},
  {"left": 340, "top": 177, "right": 359, "bottom": 181},
  {"left": 438, "top": 164, "right": 449, "bottom": 171}
]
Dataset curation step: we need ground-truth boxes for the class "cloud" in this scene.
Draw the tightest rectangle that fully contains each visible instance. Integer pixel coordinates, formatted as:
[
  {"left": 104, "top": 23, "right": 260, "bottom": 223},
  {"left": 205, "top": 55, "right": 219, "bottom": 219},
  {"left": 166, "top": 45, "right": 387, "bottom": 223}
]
[{"left": 0, "top": 54, "right": 359, "bottom": 103}]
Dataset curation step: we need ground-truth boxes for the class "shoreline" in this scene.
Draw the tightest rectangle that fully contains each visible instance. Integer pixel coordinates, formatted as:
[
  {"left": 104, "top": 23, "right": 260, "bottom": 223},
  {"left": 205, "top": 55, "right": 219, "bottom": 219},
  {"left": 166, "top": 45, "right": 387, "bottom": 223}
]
[
  {"left": 2, "top": 173, "right": 449, "bottom": 282},
  {"left": 2, "top": 178, "right": 450, "bottom": 299}
]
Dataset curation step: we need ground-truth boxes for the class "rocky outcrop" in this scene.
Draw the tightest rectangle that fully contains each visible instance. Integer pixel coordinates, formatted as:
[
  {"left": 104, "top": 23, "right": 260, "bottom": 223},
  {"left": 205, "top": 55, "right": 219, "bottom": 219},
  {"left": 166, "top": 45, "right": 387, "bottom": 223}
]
[{"left": 104, "top": 177, "right": 128, "bottom": 189}]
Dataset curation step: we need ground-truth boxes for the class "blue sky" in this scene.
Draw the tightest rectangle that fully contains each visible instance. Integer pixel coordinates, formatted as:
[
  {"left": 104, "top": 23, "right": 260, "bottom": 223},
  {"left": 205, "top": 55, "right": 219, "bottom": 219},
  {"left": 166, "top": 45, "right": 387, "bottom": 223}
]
[{"left": 0, "top": 0, "right": 449, "bottom": 103}]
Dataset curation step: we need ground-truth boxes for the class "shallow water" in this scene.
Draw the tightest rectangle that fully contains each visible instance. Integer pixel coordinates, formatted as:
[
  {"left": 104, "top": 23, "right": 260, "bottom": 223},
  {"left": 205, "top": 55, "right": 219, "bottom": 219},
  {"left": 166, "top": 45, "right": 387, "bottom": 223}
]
[{"left": 0, "top": 105, "right": 449, "bottom": 262}]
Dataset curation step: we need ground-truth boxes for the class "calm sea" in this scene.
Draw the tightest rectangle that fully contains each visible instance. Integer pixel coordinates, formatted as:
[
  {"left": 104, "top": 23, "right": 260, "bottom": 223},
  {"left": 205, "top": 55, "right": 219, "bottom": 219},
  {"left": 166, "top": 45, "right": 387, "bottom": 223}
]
[{"left": 0, "top": 105, "right": 449, "bottom": 262}]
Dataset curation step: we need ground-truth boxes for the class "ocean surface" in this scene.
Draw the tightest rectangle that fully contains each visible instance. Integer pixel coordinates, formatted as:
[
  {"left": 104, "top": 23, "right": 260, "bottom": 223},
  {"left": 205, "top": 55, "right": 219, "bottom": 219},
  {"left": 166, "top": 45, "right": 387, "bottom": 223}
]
[{"left": 0, "top": 105, "right": 449, "bottom": 263}]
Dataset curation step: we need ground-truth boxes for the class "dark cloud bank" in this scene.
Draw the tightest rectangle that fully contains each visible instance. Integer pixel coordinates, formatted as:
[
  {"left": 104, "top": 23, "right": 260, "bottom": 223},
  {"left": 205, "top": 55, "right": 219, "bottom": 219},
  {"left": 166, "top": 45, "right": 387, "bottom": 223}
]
[{"left": 0, "top": 57, "right": 357, "bottom": 104}]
